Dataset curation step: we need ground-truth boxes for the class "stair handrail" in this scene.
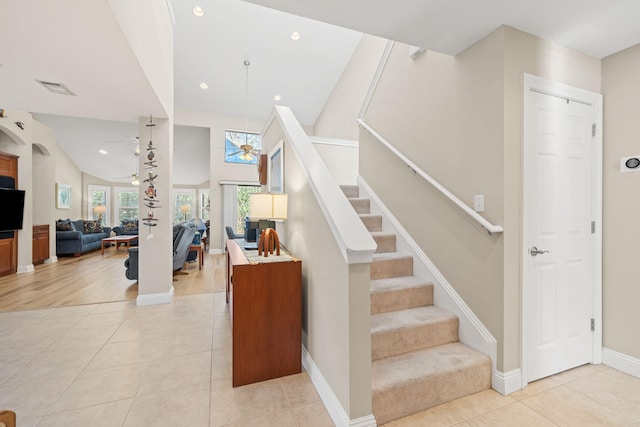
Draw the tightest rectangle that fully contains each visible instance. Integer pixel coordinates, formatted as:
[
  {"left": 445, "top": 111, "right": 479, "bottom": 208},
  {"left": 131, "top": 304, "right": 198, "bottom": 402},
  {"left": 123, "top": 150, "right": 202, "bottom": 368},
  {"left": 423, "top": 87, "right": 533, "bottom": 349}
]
[
  {"left": 264, "top": 106, "right": 377, "bottom": 264},
  {"left": 357, "top": 119, "right": 504, "bottom": 235}
]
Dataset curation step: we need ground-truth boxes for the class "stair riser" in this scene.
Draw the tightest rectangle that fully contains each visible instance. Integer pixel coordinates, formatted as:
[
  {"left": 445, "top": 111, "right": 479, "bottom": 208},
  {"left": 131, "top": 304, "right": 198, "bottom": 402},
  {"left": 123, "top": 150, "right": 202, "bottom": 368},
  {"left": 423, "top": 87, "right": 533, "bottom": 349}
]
[
  {"left": 373, "top": 234, "right": 396, "bottom": 253},
  {"left": 372, "top": 358, "right": 491, "bottom": 425},
  {"left": 370, "top": 257, "right": 413, "bottom": 280},
  {"left": 371, "top": 318, "right": 459, "bottom": 360},
  {"left": 359, "top": 214, "right": 382, "bottom": 232},
  {"left": 348, "top": 198, "right": 370, "bottom": 214},
  {"left": 371, "top": 285, "right": 434, "bottom": 314},
  {"left": 340, "top": 185, "right": 359, "bottom": 199}
]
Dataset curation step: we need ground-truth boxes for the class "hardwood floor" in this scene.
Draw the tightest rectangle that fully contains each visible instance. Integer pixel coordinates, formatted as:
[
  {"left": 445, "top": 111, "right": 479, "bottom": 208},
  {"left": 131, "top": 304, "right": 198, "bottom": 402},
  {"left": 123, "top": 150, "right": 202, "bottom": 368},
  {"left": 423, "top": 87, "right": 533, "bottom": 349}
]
[{"left": 0, "top": 248, "right": 225, "bottom": 312}]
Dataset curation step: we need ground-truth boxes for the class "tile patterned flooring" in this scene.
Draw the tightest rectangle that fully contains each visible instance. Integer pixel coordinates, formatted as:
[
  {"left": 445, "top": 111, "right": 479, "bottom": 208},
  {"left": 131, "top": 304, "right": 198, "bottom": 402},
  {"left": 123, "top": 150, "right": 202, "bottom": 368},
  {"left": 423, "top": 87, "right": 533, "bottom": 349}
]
[{"left": 1, "top": 291, "right": 640, "bottom": 426}]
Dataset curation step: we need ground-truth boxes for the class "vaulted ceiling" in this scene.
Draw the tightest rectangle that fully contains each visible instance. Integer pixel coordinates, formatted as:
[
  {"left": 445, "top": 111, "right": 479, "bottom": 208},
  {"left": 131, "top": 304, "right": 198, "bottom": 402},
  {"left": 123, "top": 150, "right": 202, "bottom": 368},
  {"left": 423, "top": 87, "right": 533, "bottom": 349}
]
[{"left": 2, "top": 0, "right": 640, "bottom": 184}]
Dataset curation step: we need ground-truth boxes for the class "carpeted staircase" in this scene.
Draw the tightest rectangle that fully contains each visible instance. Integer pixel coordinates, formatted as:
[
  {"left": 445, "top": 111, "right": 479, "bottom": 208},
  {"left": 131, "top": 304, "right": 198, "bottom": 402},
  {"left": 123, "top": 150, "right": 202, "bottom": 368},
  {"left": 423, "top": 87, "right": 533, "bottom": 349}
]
[{"left": 340, "top": 185, "right": 491, "bottom": 425}]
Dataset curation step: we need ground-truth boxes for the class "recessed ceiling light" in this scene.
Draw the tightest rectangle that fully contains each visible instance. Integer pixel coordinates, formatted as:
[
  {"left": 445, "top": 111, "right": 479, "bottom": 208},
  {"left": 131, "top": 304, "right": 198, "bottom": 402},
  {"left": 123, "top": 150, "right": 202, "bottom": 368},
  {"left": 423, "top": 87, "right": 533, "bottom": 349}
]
[
  {"left": 98, "top": 149, "right": 108, "bottom": 155},
  {"left": 193, "top": 6, "right": 204, "bottom": 17},
  {"left": 274, "top": 95, "right": 282, "bottom": 101},
  {"left": 291, "top": 32, "right": 301, "bottom": 41},
  {"left": 199, "top": 82, "right": 208, "bottom": 90}
]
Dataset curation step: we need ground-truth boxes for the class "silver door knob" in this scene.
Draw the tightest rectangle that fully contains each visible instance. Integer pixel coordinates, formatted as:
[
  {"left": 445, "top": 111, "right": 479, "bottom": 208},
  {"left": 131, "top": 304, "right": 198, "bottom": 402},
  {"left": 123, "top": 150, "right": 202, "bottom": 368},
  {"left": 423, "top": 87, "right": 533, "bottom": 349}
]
[{"left": 530, "top": 246, "right": 549, "bottom": 256}]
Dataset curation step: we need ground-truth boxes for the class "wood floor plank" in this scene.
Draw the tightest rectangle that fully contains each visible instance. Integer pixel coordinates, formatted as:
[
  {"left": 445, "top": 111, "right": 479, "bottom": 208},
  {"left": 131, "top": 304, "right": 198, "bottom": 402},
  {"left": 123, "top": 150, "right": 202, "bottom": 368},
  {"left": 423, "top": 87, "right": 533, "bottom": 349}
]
[{"left": 0, "top": 248, "right": 225, "bottom": 312}]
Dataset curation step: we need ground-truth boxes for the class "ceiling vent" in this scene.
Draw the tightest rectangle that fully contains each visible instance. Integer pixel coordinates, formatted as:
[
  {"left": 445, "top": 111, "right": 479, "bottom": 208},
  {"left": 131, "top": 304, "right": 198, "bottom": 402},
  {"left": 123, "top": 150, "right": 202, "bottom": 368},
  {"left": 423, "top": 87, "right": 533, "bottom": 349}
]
[{"left": 35, "top": 80, "right": 75, "bottom": 96}]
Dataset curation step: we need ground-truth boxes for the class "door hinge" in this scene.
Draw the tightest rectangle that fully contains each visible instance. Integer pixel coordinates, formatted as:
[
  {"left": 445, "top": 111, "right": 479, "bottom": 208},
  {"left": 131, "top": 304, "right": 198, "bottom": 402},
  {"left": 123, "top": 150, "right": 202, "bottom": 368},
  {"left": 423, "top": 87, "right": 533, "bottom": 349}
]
[
  {"left": 591, "top": 318, "right": 595, "bottom": 332},
  {"left": 591, "top": 221, "right": 596, "bottom": 234},
  {"left": 592, "top": 123, "right": 596, "bottom": 137}
]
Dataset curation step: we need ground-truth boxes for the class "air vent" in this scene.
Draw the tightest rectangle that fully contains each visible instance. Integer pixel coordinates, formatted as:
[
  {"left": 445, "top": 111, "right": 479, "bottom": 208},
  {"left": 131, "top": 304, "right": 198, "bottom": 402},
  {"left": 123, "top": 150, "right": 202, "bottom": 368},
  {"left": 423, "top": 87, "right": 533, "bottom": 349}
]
[{"left": 35, "top": 80, "right": 75, "bottom": 96}]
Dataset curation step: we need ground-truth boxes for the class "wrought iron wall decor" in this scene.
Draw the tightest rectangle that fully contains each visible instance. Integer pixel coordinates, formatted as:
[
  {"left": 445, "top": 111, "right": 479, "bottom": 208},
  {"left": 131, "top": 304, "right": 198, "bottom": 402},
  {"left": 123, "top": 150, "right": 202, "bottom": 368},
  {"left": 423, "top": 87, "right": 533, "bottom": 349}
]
[{"left": 142, "top": 116, "right": 161, "bottom": 239}]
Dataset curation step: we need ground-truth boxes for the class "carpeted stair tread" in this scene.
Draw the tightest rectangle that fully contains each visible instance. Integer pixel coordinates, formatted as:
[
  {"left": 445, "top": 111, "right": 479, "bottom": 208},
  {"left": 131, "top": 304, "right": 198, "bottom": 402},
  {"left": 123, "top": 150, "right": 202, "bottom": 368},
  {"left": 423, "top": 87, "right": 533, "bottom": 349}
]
[
  {"left": 339, "top": 184, "right": 359, "bottom": 199},
  {"left": 371, "top": 276, "right": 432, "bottom": 294},
  {"left": 359, "top": 214, "right": 382, "bottom": 232},
  {"left": 348, "top": 198, "right": 370, "bottom": 214},
  {"left": 372, "top": 342, "right": 491, "bottom": 424},
  {"left": 370, "top": 253, "right": 413, "bottom": 280},
  {"left": 371, "top": 276, "right": 434, "bottom": 314},
  {"left": 370, "top": 231, "right": 396, "bottom": 253},
  {"left": 371, "top": 306, "right": 459, "bottom": 360},
  {"left": 371, "top": 305, "right": 458, "bottom": 335}
]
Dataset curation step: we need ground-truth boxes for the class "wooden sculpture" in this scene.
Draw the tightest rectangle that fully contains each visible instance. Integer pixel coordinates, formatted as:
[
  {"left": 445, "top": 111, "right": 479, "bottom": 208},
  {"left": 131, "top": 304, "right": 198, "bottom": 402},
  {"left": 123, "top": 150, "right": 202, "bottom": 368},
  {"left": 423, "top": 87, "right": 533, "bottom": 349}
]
[{"left": 258, "top": 227, "right": 280, "bottom": 257}]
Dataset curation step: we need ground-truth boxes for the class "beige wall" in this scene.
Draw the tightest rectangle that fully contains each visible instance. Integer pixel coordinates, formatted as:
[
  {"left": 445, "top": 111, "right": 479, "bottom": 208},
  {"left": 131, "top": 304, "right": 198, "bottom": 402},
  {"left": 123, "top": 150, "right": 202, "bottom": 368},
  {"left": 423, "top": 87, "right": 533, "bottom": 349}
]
[
  {"left": 261, "top": 116, "right": 372, "bottom": 419},
  {"left": 601, "top": 43, "right": 640, "bottom": 359},
  {"left": 175, "top": 109, "right": 266, "bottom": 251},
  {"left": 345, "top": 26, "right": 602, "bottom": 372},
  {"left": 53, "top": 144, "right": 83, "bottom": 221},
  {"left": 314, "top": 35, "right": 388, "bottom": 140},
  {"left": 362, "top": 31, "right": 508, "bottom": 367},
  {"left": 1, "top": 113, "right": 62, "bottom": 268},
  {"left": 312, "top": 141, "right": 359, "bottom": 185}
]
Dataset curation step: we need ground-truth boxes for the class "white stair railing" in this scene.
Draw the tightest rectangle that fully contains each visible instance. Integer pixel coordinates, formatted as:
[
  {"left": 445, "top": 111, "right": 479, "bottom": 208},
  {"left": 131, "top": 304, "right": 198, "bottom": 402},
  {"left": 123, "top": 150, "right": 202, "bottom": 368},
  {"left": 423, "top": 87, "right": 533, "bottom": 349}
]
[{"left": 357, "top": 119, "right": 504, "bottom": 235}]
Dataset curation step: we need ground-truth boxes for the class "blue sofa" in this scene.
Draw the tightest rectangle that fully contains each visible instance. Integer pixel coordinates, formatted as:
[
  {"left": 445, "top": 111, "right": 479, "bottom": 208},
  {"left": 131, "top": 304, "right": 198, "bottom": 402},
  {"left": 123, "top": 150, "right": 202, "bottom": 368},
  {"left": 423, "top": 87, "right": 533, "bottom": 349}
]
[
  {"left": 112, "top": 220, "right": 139, "bottom": 246},
  {"left": 56, "top": 219, "right": 111, "bottom": 257}
]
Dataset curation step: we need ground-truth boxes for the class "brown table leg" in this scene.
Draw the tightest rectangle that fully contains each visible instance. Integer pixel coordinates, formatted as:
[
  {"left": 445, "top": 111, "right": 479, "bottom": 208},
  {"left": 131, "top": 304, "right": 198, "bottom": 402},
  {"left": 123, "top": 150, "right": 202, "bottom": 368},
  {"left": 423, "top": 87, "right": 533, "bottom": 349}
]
[{"left": 101, "top": 240, "right": 106, "bottom": 255}]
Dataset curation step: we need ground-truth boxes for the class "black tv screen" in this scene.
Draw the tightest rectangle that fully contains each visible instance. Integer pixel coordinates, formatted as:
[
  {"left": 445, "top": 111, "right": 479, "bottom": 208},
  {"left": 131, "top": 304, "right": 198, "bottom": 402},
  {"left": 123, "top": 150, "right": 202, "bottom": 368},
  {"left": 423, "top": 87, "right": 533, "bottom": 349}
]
[{"left": 0, "top": 188, "right": 25, "bottom": 231}]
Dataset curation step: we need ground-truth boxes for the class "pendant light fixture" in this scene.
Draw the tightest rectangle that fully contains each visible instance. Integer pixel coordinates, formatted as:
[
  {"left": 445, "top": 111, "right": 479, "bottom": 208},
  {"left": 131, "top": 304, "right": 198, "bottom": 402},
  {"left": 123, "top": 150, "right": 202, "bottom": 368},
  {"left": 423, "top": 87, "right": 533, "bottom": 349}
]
[{"left": 239, "top": 59, "right": 254, "bottom": 162}]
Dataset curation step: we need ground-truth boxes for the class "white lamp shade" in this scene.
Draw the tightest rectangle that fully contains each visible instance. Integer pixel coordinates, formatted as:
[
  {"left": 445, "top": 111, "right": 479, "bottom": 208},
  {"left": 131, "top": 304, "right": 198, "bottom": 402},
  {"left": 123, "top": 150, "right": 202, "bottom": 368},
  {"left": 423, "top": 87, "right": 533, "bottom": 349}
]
[
  {"left": 180, "top": 205, "right": 191, "bottom": 213},
  {"left": 249, "top": 193, "right": 288, "bottom": 219},
  {"left": 249, "top": 193, "right": 273, "bottom": 218},
  {"left": 272, "top": 194, "right": 288, "bottom": 219},
  {"left": 93, "top": 205, "right": 107, "bottom": 214}
]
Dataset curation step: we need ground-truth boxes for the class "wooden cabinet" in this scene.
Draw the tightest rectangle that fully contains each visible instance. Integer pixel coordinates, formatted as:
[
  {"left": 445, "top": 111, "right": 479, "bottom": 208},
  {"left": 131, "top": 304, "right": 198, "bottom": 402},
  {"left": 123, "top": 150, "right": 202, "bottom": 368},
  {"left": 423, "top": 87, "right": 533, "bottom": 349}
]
[
  {"left": 0, "top": 152, "right": 18, "bottom": 277},
  {"left": 0, "top": 235, "right": 16, "bottom": 276},
  {"left": 32, "top": 224, "right": 50, "bottom": 265},
  {"left": 226, "top": 239, "right": 302, "bottom": 387}
]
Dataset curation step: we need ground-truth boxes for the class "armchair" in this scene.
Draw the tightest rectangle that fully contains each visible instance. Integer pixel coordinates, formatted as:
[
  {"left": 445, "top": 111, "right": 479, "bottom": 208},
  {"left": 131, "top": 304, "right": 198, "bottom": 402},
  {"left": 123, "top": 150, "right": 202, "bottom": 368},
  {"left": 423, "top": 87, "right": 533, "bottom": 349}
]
[{"left": 124, "top": 224, "right": 196, "bottom": 281}]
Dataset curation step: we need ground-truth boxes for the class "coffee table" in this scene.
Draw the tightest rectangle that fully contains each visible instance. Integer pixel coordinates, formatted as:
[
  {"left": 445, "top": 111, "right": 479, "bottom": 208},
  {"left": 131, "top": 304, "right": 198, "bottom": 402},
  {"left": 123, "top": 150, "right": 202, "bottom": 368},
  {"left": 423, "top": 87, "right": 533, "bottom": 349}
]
[{"left": 101, "top": 235, "right": 138, "bottom": 255}]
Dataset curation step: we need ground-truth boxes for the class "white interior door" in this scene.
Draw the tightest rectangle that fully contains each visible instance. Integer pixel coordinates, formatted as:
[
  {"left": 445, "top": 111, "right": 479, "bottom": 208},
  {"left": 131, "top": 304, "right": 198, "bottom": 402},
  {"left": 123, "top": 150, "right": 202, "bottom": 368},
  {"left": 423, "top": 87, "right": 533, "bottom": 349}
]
[{"left": 524, "top": 78, "right": 600, "bottom": 383}]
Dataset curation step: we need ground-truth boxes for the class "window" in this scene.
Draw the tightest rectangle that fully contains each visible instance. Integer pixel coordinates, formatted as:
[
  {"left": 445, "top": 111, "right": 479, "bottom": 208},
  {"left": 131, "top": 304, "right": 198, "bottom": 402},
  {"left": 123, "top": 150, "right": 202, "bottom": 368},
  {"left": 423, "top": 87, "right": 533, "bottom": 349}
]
[
  {"left": 114, "top": 187, "right": 138, "bottom": 224},
  {"left": 225, "top": 130, "right": 262, "bottom": 164},
  {"left": 236, "top": 185, "right": 260, "bottom": 232},
  {"left": 173, "top": 188, "right": 196, "bottom": 224},
  {"left": 88, "top": 185, "right": 110, "bottom": 226},
  {"left": 199, "top": 189, "right": 210, "bottom": 221}
]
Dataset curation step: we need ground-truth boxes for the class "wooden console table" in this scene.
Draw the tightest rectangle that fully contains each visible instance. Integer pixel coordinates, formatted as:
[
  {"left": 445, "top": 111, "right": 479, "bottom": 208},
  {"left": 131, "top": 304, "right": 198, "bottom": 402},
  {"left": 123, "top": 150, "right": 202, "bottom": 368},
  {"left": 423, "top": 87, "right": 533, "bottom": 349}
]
[{"left": 226, "top": 239, "right": 302, "bottom": 387}]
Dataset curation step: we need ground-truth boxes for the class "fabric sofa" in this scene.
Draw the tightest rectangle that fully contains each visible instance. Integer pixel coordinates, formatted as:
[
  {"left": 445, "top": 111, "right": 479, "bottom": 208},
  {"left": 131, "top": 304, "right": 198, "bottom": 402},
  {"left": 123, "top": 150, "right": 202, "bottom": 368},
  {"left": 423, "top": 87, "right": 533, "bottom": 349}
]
[
  {"left": 56, "top": 219, "right": 111, "bottom": 257},
  {"left": 112, "top": 220, "right": 139, "bottom": 246},
  {"left": 124, "top": 224, "right": 196, "bottom": 281}
]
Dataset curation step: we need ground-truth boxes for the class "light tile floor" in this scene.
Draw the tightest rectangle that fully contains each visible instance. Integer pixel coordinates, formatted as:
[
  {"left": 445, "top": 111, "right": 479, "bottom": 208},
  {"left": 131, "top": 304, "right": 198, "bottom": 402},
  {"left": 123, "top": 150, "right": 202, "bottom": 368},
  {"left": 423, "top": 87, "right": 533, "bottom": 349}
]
[{"left": 1, "top": 292, "right": 640, "bottom": 426}]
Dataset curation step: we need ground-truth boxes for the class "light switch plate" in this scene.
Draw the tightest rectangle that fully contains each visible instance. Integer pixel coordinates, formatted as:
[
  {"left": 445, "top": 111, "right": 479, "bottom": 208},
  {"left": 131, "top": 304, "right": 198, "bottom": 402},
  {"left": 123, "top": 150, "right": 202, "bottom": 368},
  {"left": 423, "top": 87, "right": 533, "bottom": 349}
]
[{"left": 474, "top": 195, "right": 485, "bottom": 213}]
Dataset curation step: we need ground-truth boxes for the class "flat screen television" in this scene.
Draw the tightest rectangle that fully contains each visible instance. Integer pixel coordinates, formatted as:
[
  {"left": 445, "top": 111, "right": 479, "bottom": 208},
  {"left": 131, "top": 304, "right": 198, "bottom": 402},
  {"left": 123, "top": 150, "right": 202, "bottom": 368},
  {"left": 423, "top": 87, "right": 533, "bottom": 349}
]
[{"left": 0, "top": 188, "right": 26, "bottom": 231}]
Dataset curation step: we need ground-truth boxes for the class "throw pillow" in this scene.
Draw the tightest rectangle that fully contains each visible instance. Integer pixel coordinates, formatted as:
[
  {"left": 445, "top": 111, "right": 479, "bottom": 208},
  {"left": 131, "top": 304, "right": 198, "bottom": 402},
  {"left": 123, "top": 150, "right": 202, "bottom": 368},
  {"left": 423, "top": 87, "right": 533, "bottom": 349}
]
[
  {"left": 56, "top": 219, "right": 73, "bottom": 231},
  {"left": 122, "top": 221, "right": 138, "bottom": 233},
  {"left": 72, "top": 220, "right": 84, "bottom": 232},
  {"left": 83, "top": 220, "right": 104, "bottom": 234}
]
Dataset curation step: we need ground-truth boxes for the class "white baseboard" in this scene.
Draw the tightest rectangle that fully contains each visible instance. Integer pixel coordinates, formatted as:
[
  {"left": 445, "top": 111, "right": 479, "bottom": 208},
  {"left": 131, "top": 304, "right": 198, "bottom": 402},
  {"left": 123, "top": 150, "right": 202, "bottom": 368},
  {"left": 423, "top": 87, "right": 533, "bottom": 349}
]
[
  {"left": 603, "top": 347, "right": 640, "bottom": 379},
  {"left": 136, "top": 286, "right": 175, "bottom": 306},
  {"left": 44, "top": 256, "right": 58, "bottom": 264},
  {"left": 302, "top": 345, "right": 377, "bottom": 427},
  {"left": 17, "top": 264, "right": 35, "bottom": 274},
  {"left": 492, "top": 369, "right": 522, "bottom": 395}
]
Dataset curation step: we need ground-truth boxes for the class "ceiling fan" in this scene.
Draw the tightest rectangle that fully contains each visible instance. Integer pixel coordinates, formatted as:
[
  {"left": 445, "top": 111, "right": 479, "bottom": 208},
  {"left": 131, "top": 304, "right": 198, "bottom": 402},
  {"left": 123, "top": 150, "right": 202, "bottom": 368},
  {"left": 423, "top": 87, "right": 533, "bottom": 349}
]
[
  {"left": 103, "top": 136, "right": 139, "bottom": 144},
  {"left": 227, "top": 144, "right": 258, "bottom": 161},
  {"left": 111, "top": 151, "right": 140, "bottom": 185}
]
